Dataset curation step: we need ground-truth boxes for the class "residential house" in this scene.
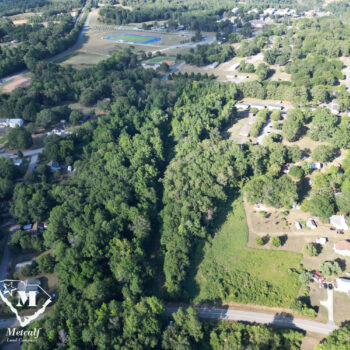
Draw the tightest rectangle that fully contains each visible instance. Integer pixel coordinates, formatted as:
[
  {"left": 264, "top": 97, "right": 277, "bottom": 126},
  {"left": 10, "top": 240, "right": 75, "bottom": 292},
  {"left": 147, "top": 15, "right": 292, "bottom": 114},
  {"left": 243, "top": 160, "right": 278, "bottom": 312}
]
[
  {"left": 333, "top": 240, "right": 350, "bottom": 257},
  {"left": 330, "top": 215, "right": 349, "bottom": 230},
  {"left": 52, "top": 124, "right": 66, "bottom": 136},
  {"left": 48, "top": 160, "right": 60, "bottom": 172},
  {"left": 13, "top": 158, "right": 22, "bottom": 166},
  {"left": 0, "top": 118, "right": 24, "bottom": 128},
  {"left": 310, "top": 162, "right": 322, "bottom": 170},
  {"left": 295, "top": 221, "right": 302, "bottom": 230},
  {"left": 24, "top": 222, "right": 38, "bottom": 235},
  {"left": 236, "top": 102, "right": 250, "bottom": 110},
  {"left": 17, "top": 279, "right": 41, "bottom": 294},
  {"left": 8, "top": 119, "right": 23, "bottom": 128},
  {"left": 306, "top": 218, "right": 317, "bottom": 229},
  {"left": 316, "top": 237, "right": 327, "bottom": 245},
  {"left": 15, "top": 260, "right": 34, "bottom": 271},
  {"left": 334, "top": 278, "right": 350, "bottom": 295}
]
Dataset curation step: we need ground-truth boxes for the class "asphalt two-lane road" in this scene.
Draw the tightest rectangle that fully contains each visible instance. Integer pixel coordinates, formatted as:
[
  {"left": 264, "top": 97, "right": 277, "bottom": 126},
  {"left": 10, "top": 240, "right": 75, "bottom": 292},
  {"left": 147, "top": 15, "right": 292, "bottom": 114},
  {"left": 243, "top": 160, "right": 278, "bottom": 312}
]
[{"left": 166, "top": 307, "right": 339, "bottom": 335}]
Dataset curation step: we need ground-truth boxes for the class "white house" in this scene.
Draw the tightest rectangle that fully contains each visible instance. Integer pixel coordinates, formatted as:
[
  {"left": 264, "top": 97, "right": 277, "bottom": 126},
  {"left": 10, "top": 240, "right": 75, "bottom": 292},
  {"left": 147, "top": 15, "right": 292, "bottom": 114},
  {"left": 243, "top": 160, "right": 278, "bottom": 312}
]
[
  {"left": 236, "top": 102, "right": 250, "bottom": 110},
  {"left": 15, "top": 260, "right": 34, "bottom": 271},
  {"left": 306, "top": 218, "right": 317, "bottom": 229},
  {"left": 295, "top": 221, "right": 302, "bottom": 230},
  {"left": 330, "top": 215, "right": 349, "bottom": 230},
  {"left": 8, "top": 119, "right": 23, "bottom": 128},
  {"left": 316, "top": 237, "right": 327, "bottom": 245},
  {"left": 334, "top": 278, "right": 350, "bottom": 295},
  {"left": 0, "top": 119, "right": 24, "bottom": 128},
  {"left": 333, "top": 240, "right": 350, "bottom": 257},
  {"left": 311, "top": 162, "right": 322, "bottom": 170},
  {"left": 13, "top": 158, "right": 22, "bottom": 166}
]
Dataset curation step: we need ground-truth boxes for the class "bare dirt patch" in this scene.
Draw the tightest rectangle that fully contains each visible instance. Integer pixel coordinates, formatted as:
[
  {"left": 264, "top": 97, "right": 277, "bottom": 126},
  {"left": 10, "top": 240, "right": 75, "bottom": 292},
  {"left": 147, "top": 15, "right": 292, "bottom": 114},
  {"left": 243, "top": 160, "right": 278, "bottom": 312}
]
[
  {"left": 12, "top": 19, "right": 28, "bottom": 25},
  {"left": 2, "top": 76, "right": 31, "bottom": 93},
  {"left": 270, "top": 65, "right": 291, "bottom": 81},
  {"left": 301, "top": 332, "right": 325, "bottom": 350}
]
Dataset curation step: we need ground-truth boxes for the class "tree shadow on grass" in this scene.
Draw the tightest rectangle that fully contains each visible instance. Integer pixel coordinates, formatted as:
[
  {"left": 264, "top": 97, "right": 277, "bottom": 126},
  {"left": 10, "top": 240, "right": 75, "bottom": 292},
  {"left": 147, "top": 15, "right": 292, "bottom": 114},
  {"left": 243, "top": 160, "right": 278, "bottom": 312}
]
[
  {"left": 279, "top": 234, "right": 288, "bottom": 246},
  {"left": 183, "top": 189, "right": 241, "bottom": 302},
  {"left": 335, "top": 258, "right": 347, "bottom": 272},
  {"left": 297, "top": 177, "right": 311, "bottom": 203}
]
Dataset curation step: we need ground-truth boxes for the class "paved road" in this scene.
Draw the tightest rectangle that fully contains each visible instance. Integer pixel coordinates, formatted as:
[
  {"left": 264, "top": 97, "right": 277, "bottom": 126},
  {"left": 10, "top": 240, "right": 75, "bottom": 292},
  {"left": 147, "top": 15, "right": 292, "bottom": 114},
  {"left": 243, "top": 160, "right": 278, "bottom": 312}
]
[
  {"left": 0, "top": 148, "right": 43, "bottom": 159},
  {"left": 1, "top": 341, "right": 21, "bottom": 350},
  {"left": 0, "top": 0, "right": 94, "bottom": 84},
  {"left": 152, "top": 35, "right": 216, "bottom": 55},
  {"left": 26, "top": 154, "right": 38, "bottom": 173},
  {"left": 161, "top": 62, "right": 186, "bottom": 81},
  {"left": 166, "top": 307, "right": 339, "bottom": 335},
  {"left": 0, "top": 219, "right": 18, "bottom": 282}
]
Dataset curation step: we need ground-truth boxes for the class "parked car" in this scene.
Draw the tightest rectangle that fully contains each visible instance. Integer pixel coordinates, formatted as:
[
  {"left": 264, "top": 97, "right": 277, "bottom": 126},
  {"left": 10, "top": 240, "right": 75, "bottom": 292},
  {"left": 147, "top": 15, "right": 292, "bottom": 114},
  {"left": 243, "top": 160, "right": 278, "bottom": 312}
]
[{"left": 323, "top": 283, "right": 328, "bottom": 289}]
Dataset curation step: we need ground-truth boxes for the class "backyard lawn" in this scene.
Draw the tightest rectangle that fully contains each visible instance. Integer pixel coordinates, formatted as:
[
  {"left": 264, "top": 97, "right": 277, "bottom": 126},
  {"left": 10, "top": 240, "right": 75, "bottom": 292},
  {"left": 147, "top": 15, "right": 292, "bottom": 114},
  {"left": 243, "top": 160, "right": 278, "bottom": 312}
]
[{"left": 185, "top": 196, "right": 303, "bottom": 307}]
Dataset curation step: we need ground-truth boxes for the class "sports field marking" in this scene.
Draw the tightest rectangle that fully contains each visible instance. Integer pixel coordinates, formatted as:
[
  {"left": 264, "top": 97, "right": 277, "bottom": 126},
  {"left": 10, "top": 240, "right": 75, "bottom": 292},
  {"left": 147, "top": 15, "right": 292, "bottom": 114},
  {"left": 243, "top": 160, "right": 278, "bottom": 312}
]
[{"left": 103, "top": 33, "right": 161, "bottom": 44}]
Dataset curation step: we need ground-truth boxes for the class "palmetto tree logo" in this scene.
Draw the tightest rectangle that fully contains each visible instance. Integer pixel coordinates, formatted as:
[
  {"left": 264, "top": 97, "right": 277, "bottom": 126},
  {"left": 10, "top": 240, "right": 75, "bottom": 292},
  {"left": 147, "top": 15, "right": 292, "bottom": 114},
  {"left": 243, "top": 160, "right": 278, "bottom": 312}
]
[{"left": 0, "top": 279, "right": 52, "bottom": 327}]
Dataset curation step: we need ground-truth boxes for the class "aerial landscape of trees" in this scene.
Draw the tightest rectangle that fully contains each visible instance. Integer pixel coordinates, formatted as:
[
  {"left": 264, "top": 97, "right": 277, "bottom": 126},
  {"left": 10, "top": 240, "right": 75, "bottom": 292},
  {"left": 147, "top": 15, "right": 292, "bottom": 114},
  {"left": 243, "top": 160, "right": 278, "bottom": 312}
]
[{"left": 1, "top": 0, "right": 350, "bottom": 348}]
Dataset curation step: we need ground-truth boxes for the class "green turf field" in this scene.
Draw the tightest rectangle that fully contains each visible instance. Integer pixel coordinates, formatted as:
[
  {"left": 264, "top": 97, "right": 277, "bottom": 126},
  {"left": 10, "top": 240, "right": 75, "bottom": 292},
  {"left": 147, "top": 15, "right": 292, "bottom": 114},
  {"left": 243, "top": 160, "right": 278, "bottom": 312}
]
[
  {"left": 146, "top": 56, "right": 176, "bottom": 63},
  {"left": 104, "top": 33, "right": 161, "bottom": 44},
  {"left": 185, "top": 196, "right": 303, "bottom": 307}
]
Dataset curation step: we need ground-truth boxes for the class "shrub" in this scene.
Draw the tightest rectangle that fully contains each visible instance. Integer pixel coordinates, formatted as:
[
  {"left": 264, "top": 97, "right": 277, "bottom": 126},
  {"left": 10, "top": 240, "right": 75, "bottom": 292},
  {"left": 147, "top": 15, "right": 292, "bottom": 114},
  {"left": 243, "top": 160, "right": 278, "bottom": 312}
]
[
  {"left": 303, "top": 243, "right": 320, "bottom": 256},
  {"left": 250, "top": 107, "right": 259, "bottom": 115},
  {"left": 319, "top": 260, "right": 342, "bottom": 276},
  {"left": 7, "top": 127, "right": 33, "bottom": 149},
  {"left": 69, "top": 110, "right": 84, "bottom": 125},
  {"left": 290, "top": 298, "right": 316, "bottom": 317},
  {"left": 249, "top": 109, "right": 269, "bottom": 137},
  {"left": 288, "top": 165, "right": 304, "bottom": 179},
  {"left": 255, "top": 236, "right": 264, "bottom": 246},
  {"left": 259, "top": 211, "right": 268, "bottom": 218},
  {"left": 271, "top": 236, "right": 282, "bottom": 247},
  {"left": 270, "top": 109, "right": 281, "bottom": 121},
  {"left": 299, "top": 271, "right": 313, "bottom": 285},
  {"left": 311, "top": 145, "right": 337, "bottom": 162},
  {"left": 36, "top": 254, "right": 55, "bottom": 273},
  {"left": 273, "top": 121, "right": 281, "bottom": 130}
]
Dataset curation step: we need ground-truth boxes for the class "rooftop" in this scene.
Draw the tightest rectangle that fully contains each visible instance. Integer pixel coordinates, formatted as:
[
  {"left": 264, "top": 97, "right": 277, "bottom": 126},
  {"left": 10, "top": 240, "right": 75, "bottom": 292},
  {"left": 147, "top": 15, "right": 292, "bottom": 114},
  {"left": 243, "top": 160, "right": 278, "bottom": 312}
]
[{"left": 334, "top": 240, "right": 350, "bottom": 251}]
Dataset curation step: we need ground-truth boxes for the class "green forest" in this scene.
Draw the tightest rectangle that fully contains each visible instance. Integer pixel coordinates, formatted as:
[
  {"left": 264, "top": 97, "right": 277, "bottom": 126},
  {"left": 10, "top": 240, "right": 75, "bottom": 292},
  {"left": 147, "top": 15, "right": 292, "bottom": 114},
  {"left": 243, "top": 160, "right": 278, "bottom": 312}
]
[{"left": 1, "top": 0, "right": 350, "bottom": 348}]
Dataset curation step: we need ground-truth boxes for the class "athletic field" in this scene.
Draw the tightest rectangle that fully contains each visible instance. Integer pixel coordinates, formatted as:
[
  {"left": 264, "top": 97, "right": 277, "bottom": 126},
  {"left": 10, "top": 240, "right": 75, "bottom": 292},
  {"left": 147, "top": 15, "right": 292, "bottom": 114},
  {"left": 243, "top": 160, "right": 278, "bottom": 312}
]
[{"left": 104, "top": 33, "right": 161, "bottom": 44}]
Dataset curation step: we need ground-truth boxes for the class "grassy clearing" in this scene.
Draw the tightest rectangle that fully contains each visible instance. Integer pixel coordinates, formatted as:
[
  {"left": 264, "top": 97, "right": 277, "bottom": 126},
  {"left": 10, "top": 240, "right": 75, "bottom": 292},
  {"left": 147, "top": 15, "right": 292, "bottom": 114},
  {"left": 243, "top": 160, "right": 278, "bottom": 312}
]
[{"left": 185, "top": 196, "right": 303, "bottom": 307}]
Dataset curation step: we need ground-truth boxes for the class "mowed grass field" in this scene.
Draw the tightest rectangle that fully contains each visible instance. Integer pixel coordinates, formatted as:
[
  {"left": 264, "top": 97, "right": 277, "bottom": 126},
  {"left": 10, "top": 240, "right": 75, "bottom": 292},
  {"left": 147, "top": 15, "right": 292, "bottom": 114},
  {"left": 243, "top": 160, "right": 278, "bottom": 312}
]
[
  {"left": 185, "top": 196, "right": 303, "bottom": 307},
  {"left": 104, "top": 33, "right": 161, "bottom": 44},
  {"left": 146, "top": 56, "right": 176, "bottom": 63}
]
